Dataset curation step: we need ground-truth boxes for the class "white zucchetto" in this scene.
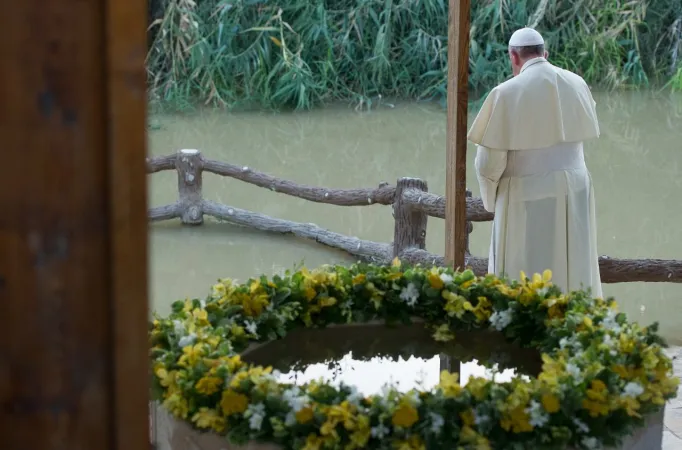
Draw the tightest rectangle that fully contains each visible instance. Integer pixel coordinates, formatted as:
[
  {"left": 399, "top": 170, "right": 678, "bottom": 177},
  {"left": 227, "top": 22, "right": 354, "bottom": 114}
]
[{"left": 508, "top": 27, "right": 544, "bottom": 47}]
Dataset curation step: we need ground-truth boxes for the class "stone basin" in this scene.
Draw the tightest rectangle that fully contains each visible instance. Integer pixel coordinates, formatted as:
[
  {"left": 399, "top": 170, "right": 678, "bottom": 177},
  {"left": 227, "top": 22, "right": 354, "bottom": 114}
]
[{"left": 150, "top": 322, "right": 665, "bottom": 450}]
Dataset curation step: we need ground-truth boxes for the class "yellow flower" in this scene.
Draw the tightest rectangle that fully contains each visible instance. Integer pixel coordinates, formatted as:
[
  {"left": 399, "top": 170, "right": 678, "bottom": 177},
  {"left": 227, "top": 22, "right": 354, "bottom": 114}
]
[
  {"left": 220, "top": 389, "right": 249, "bottom": 416},
  {"left": 202, "top": 334, "right": 220, "bottom": 348},
  {"left": 230, "top": 323, "right": 246, "bottom": 338},
  {"left": 531, "top": 270, "right": 553, "bottom": 288},
  {"left": 427, "top": 268, "right": 444, "bottom": 290},
  {"left": 192, "top": 308, "right": 210, "bottom": 326},
  {"left": 182, "top": 299, "right": 193, "bottom": 312},
  {"left": 439, "top": 370, "right": 463, "bottom": 397},
  {"left": 247, "top": 365, "right": 273, "bottom": 382},
  {"left": 618, "top": 396, "right": 642, "bottom": 417},
  {"left": 309, "top": 296, "right": 337, "bottom": 314},
  {"left": 296, "top": 406, "right": 314, "bottom": 424},
  {"left": 212, "top": 278, "right": 235, "bottom": 302},
  {"left": 500, "top": 406, "right": 533, "bottom": 433},
  {"left": 352, "top": 274, "right": 366, "bottom": 285},
  {"left": 302, "top": 433, "right": 323, "bottom": 450},
  {"left": 581, "top": 379, "right": 610, "bottom": 417},
  {"left": 243, "top": 293, "right": 270, "bottom": 317},
  {"left": 178, "top": 344, "right": 205, "bottom": 368},
  {"left": 544, "top": 296, "right": 568, "bottom": 321},
  {"left": 195, "top": 376, "right": 222, "bottom": 395},
  {"left": 154, "top": 364, "right": 175, "bottom": 388},
  {"left": 393, "top": 435, "right": 425, "bottom": 450},
  {"left": 541, "top": 393, "right": 561, "bottom": 413},
  {"left": 460, "top": 425, "right": 491, "bottom": 449},
  {"left": 460, "top": 409, "right": 475, "bottom": 426},
  {"left": 304, "top": 287, "right": 317, "bottom": 301},
  {"left": 192, "top": 407, "right": 226, "bottom": 432},
  {"left": 641, "top": 347, "right": 661, "bottom": 370},
  {"left": 329, "top": 401, "right": 356, "bottom": 429},
  {"left": 465, "top": 377, "right": 489, "bottom": 401},
  {"left": 163, "top": 393, "right": 189, "bottom": 419},
  {"left": 642, "top": 376, "right": 679, "bottom": 405},
  {"left": 249, "top": 280, "right": 265, "bottom": 295},
  {"left": 392, "top": 402, "right": 419, "bottom": 428},
  {"left": 349, "top": 415, "right": 371, "bottom": 449},
  {"left": 471, "top": 296, "right": 493, "bottom": 322},
  {"left": 619, "top": 333, "right": 636, "bottom": 354},
  {"left": 391, "top": 257, "right": 402, "bottom": 268},
  {"left": 538, "top": 354, "right": 563, "bottom": 387},
  {"left": 442, "top": 291, "right": 467, "bottom": 318}
]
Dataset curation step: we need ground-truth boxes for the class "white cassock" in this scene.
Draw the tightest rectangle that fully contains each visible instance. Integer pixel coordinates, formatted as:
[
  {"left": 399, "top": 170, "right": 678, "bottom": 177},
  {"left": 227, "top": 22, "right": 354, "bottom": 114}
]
[{"left": 467, "top": 56, "right": 603, "bottom": 298}]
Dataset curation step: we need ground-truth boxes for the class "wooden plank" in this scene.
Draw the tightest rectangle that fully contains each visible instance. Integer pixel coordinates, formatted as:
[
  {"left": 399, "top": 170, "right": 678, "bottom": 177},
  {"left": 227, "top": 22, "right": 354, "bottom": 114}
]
[
  {"left": 445, "top": 0, "right": 472, "bottom": 269},
  {"left": 0, "top": 0, "right": 148, "bottom": 449},
  {"left": 105, "top": 0, "right": 149, "bottom": 449}
]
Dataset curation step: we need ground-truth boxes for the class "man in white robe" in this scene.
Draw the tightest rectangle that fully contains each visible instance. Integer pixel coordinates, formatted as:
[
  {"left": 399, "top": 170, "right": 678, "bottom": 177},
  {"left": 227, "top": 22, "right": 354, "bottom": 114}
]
[{"left": 467, "top": 27, "right": 603, "bottom": 297}]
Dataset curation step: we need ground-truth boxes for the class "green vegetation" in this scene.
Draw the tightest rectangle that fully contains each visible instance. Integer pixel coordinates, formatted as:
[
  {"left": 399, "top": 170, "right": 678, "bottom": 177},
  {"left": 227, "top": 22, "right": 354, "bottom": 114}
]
[{"left": 147, "top": 0, "right": 682, "bottom": 110}]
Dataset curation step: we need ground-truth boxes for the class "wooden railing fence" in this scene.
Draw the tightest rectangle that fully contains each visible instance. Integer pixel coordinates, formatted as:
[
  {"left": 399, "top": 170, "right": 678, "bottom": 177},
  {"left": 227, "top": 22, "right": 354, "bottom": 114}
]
[{"left": 147, "top": 149, "right": 682, "bottom": 284}]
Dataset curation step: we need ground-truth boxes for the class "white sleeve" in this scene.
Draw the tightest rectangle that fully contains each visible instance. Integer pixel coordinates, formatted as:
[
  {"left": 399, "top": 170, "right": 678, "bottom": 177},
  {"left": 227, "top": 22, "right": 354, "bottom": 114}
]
[{"left": 474, "top": 145, "right": 508, "bottom": 212}]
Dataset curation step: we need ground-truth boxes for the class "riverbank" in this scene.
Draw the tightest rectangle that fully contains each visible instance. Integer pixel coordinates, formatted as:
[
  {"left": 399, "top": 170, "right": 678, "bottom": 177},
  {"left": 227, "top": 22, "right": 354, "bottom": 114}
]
[{"left": 146, "top": 0, "right": 682, "bottom": 111}]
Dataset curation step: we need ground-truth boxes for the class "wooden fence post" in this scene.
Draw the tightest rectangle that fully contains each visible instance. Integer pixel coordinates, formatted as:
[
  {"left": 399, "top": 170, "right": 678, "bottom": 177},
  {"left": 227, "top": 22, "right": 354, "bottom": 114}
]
[
  {"left": 177, "top": 149, "right": 204, "bottom": 225},
  {"left": 393, "top": 178, "right": 428, "bottom": 258}
]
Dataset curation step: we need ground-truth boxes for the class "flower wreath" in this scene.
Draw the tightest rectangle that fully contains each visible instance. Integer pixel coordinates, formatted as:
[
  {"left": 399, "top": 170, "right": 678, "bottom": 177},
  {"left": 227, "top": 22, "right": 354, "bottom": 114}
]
[{"left": 149, "top": 260, "right": 679, "bottom": 450}]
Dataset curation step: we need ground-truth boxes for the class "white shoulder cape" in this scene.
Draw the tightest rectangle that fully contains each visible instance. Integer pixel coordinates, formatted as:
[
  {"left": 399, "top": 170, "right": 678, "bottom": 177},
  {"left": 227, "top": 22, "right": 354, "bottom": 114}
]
[{"left": 467, "top": 58, "right": 600, "bottom": 150}]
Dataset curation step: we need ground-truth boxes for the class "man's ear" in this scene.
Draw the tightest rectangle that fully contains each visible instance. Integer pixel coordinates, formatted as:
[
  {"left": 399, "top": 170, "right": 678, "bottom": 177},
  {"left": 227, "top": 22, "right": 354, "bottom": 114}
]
[{"left": 544, "top": 50, "right": 549, "bottom": 59}]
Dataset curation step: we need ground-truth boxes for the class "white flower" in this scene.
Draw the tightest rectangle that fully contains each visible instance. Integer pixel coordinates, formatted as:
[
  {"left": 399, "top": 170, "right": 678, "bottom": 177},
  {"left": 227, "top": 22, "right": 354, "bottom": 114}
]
[
  {"left": 199, "top": 298, "right": 206, "bottom": 308},
  {"left": 173, "top": 320, "right": 185, "bottom": 336},
  {"left": 602, "top": 334, "right": 618, "bottom": 356},
  {"left": 245, "top": 320, "right": 259, "bottom": 336},
  {"left": 601, "top": 309, "right": 621, "bottom": 333},
  {"left": 622, "top": 382, "right": 644, "bottom": 398},
  {"left": 246, "top": 403, "right": 266, "bottom": 431},
  {"left": 573, "top": 418, "right": 590, "bottom": 434},
  {"left": 285, "top": 411, "right": 297, "bottom": 426},
  {"left": 178, "top": 333, "right": 196, "bottom": 348},
  {"left": 439, "top": 273, "right": 453, "bottom": 284},
  {"left": 581, "top": 436, "right": 602, "bottom": 449},
  {"left": 565, "top": 363, "right": 583, "bottom": 381},
  {"left": 537, "top": 287, "right": 549, "bottom": 297},
  {"left": 560, "top": 336, "right": 583, "bottom": 352},
  {"left": 474, "top": 412, "right": 490, "bottom": 426},
  {"left": 429, "top": 412, "right": 444, "bottom": 434},
  {"left": 282, "top": 387, "right": 310, "bottom": 416},
  {"left": 370, "top": 424, "right": 390, "bottom": 439},
  {"left": 400, "top": 283, "right": 420, "bottom": 307},
  {"left": 474, "top": 408, "right": 491, "bottom": 426},
  {"left": 346, "top": 386, "right": 364, "bottom": 407},
  {"left": 489, "top": 309, "right": 513, "bottom": 331},
  {"left": 526, "top": 400, "right": 549, "bottom": 427}
]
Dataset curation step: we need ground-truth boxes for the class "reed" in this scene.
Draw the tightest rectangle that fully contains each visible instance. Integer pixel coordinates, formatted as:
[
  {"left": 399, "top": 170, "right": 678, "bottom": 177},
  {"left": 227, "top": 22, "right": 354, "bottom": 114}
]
[{"left": 146, "top": 0, "right": 682, "bottom": 111}]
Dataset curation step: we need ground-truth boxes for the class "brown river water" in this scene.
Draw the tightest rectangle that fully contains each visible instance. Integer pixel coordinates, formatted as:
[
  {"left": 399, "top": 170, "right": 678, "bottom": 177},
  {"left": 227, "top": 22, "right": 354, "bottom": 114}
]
[{"left": 148, "top": 90, "right": 682, "bottom": 368}]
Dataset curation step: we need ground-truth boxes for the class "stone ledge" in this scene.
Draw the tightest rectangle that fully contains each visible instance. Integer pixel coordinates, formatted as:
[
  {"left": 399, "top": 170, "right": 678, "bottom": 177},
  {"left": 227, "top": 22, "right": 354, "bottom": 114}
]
[{"left": 151, "top": 403, "right": 666, "bottom": 450}]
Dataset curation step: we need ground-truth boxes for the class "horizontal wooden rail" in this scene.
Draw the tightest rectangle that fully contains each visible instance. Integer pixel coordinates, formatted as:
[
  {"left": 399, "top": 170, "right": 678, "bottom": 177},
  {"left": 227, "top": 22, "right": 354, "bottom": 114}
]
[
  {"left": 146, "top": 150, "right": 682, "bottom": 284},
  {"left": 401, "top": 188, "right": 493, "bottom": 222},
  {"left": 146, "top": 152, "right": 493, "bottom": 221},
  {"left": 145, "top": 199, "right": 682, "bottom": 283}
]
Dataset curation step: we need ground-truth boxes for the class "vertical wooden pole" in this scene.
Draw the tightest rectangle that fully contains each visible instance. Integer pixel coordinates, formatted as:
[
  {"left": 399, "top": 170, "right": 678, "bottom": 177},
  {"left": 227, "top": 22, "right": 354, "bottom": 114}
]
[
  {"left": 0, "top": 1, "right": 148, "bottom": 450},
  {"left": 393, "top": 178, "right": 429, "bottom": 258},
  {"left": 445, "top": 0, "right": 472, "bottom": 269},
  {"left": 177, "top": 149, "right": 205, "bottom": 225}
]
